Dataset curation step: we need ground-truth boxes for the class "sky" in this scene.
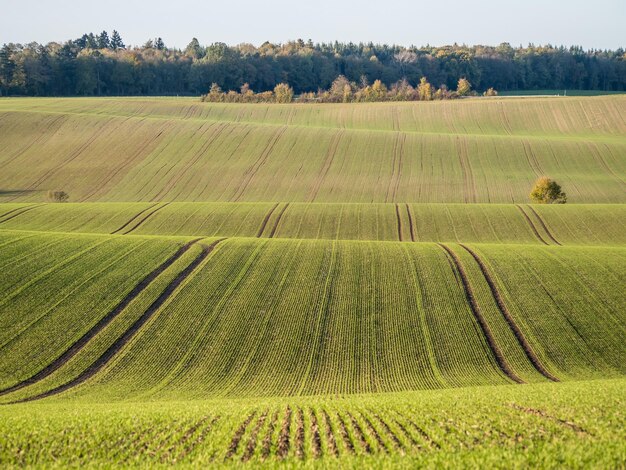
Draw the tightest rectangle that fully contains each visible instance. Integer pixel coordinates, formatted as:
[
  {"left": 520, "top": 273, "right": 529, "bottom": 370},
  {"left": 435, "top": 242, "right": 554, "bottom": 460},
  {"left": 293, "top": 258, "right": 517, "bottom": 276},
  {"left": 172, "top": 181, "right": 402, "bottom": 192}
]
[{"left": 1, "top": 0, "right": 624, "bottom": 50}]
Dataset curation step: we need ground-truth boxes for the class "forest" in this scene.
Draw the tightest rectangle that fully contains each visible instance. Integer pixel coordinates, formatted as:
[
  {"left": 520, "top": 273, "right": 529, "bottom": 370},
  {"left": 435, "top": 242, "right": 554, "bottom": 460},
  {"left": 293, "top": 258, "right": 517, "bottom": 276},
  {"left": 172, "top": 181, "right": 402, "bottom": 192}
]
[{"left": 0, "top": 31, "right": 625, "bottom": 96}]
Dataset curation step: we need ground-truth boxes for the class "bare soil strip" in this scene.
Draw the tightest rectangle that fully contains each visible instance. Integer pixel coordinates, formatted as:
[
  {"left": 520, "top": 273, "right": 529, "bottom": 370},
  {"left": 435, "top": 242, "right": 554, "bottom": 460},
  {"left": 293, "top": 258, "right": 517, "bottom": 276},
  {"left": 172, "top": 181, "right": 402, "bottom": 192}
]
[
  {"left": 405, "top": 203, "right": 416, "bottom": 242},
  {"left": 277, "top": 406, "right": 292, "bottom": 459},
  {"left": 260, "top": 411, "right": 278, "bottom": 461},
  {"left": 510, "top": 404, "right": 590, "bottom": 435},
  {"left": 438, "top": 243, "right": 524, "bottom": 384},
  {"left": 177, "top": 416, "right": 220, "bottom": 463},
  {"left": 346, "top": 412, "right": 372, "bottom": 454},
  {"left": 460, "top": 244, "right": 559, "bottom": 382},
  {"left": 309, "top": 409, "right": 322, "bottom": 459},
  {"left": 335, "top": 413, "right": 355, "bottom": 455},
  {"left": 224, "top": 411, "right": 257, "bottom": 460},
  {"left": 9, "top": 238, "right": 225, "bottom": 403},
  {"left": 526, "top": 205, "right": 562, "bottom": 245},
  {"left": 0, "top": 238, "right": 205, "bottom": 397},
  {"left": 122, "top": 203, "right": 171, "bottom": 235},
  {"left": 110, "top": 203, "right": 159, "bottom": 234},
  {"left": 0, "top": 204, "right": 43, "bottom": 224},
  {"left": 295, "top": 408, "right": 305, "bottom": 459},
  {"left": 268, "top": 203, "right": 290, "bottom": 238},
  {"left": 395, "top": 203, "right": 403, "bottom": 241},
  {"left": 371, "top": 413, "right": 404, "bottom": 453},
  {"left": 256, "top": 203, "right": 280, "bottom": 238},
  {"left": 322, "top": 410, "right": 340, "bottom": 457},
  {"left": 241, "top": 410, "right": 268, "bottom": 462},
  {"left": 359, "top": 412, "right": 389, "bottom": 453},
  {"left": 516, "top": 205, "right": 549, "bottom": 245}
]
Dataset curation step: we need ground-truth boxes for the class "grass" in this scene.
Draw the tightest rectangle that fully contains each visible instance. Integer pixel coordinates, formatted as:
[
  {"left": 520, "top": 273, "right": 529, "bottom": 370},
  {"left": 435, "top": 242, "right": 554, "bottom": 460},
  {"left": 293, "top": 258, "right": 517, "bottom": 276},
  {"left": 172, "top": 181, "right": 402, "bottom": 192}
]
[
  {"left": 0, "top": 96, "right": 624, "bottom": 203},
  {"left": 0, "top": 96, "right": 624, "bottom": 467}
]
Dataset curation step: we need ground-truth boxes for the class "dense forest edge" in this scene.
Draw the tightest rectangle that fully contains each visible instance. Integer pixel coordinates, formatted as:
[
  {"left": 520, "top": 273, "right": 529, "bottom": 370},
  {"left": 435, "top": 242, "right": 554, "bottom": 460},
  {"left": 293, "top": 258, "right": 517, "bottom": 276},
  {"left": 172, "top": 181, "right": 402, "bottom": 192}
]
[{"left": 1, "top": 31, "right": 625, "bottom": 96}]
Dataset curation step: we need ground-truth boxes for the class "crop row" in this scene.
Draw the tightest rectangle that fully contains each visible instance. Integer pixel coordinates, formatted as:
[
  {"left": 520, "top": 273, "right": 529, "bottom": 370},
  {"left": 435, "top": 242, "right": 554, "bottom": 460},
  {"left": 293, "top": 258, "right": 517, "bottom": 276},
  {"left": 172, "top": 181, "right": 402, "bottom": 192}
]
[
  {"left": 1, "top": 202, "right": 624, "bottom": 246},
  {"left": 0, "top": 377, "right": 622, "bottom": 467}
]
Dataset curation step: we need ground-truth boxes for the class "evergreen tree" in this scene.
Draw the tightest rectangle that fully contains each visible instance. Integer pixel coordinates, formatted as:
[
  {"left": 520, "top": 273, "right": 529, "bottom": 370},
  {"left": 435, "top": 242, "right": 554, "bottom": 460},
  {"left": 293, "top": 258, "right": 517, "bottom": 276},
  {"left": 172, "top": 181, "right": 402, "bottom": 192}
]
[
  {"left": 110, "top": 31, "right": 125, "bottom": 50},
  {"left": 154, "top": 37, "right": 165, "bottom": 50},
  {"left": 97, "top": 31, "right": 110, "bottom": 49}
]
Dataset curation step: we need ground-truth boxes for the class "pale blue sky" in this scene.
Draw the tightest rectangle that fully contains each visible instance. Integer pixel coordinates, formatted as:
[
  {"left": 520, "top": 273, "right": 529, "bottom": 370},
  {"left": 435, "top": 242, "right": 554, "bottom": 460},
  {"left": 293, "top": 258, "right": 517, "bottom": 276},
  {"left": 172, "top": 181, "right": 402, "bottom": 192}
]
[{"left": 1, "top": 0, "right": 624, "bottom": 50}]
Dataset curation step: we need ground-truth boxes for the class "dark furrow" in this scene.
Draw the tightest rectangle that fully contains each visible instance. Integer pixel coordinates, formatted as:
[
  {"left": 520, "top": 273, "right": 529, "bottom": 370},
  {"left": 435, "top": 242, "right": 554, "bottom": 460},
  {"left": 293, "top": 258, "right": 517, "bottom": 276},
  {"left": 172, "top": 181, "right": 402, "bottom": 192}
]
[
  {"left": 401, "top": 415, "right": 441, "bottom": 449},
  {"left": 370, "top": 413, "right": 404, "bottom": 453},
  {"left": 268, "top": 203, "right": 290, "bottom": 238},
  {"left": 309, "top": 409, "right": 322, "bottom": 459},
  {"left": 110, "top": 203, "right": 159, "bottom": 234},
  {"left": 405, "top": 203, "right": 416, "bottom": 242},
  {"left": 277, "top": 406, "right": 292, "bottom": 459},
  {"left": 8, "top": 238, "right": 225, "bottom": 403},
  {"left": 294, "top": 408, "right": 305, "bottom": 459},
  {"left": 510, "top": 404, "right": 590, "bottom": 435},
  {"left": 241, "top": 410, "right": 268, "bottom": 462},
  {"left": 177, "top": 416, "right": 220, "bottom": 463},
  {"left": 516, "top": 204, "right": 549, "bottom": 245},
  {"left": 0, "top": 204, "right": 43, "bottom": 224},
  {"left": 335, "top": 413, "right": 355, "bottom": 455},
  {"left": 321, "top": 410, "right": 339, "bottom": 457},
  {"left": 459, "top": 244, "right": 559, "bottom": 382},
  {"left": 308, "top": 130, "right": 343, "bottom": 202},
  {"left": 122, "top": 203, "right": 171, "bottom": 235},
  {"left": 392, "top": 418, "right": 420, "bottom": 449},
  {"left": 346, "top": 412, "right": 372, "bottom": 454},
  {"left": 359, "top": 412, "right": 389, "bottom": 453},
  {"left": 224, "top": 412, "right": 257, "bottom": 460},
  {"left": 256, "top": 203, "right": 280, "bottom": 238},
  {"left": 437, "top": 243, "right": 524, "bottom": 384},
  {"left": 395, "top": 203, "right": 403, "bottom": 241},
  {"left": 160, "top": 414, "right": 212, "bottom": 463},
  {"left": 260, "top": 411, "right": 278, "bottom": 461},
  {"left": 526, "top": 205, "right": 562, "bottom": 245},
  {"left": 0, "top": 238, "right": 204, "bottom": 398},
  {"left": 0, "top": 204, "right": 37, "bottom": 220}
]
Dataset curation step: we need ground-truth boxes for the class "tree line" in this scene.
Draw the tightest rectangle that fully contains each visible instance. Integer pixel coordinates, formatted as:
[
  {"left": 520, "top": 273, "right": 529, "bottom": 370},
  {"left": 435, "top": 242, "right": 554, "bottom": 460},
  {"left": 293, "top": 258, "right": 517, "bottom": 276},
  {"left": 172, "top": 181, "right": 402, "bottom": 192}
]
[
  {"left": 0, "top": 32, "right": 624, "bottom": 96},
  {"left": 201, "top": 77, "right": 493, "bottom": 103}
]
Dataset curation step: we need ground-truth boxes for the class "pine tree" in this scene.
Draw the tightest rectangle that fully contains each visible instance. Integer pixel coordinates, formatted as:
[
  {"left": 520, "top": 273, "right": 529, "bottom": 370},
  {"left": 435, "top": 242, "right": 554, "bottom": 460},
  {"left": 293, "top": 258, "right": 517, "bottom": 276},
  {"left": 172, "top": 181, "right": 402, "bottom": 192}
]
[
  {"left": 97, "top": 31, "right": 110, "bottom": 49},
  {"left": 110, "top": 31, "right": 125, "bottom": 50},
  {"left": 154, "top": 38, "right": 165, "bottom": 50}
]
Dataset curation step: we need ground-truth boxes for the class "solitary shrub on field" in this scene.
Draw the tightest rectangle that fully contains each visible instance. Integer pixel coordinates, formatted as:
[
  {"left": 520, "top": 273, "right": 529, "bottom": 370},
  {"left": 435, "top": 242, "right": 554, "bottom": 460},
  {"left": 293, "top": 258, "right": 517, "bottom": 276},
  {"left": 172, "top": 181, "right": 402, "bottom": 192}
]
[
  {"left": 47, "top": 190, "right": 69, "bottom": 203},
  {"left": 484, "top": 87, "right": 498, "bottom": 96},
  {"left": 530, "top": 177, "right": 567, "bottom": 204}
]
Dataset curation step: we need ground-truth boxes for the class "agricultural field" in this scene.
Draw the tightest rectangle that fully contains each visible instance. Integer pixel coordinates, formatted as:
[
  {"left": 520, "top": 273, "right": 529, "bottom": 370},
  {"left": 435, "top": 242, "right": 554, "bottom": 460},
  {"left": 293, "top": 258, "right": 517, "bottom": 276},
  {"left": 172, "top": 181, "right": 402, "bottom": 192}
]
[{"left": 0, "top": 96, "right": 624, "bottom": 467}]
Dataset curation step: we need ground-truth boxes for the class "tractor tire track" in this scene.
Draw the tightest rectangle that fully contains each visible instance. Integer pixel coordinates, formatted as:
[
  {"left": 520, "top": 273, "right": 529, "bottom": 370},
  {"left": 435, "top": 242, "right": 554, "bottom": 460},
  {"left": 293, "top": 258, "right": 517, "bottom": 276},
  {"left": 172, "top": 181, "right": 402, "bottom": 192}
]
[
  {"left": 405, "top": 203, "right": 416, "bottom": 242},
  {"left": 395, "top": 203, "right": 403, "bottom": 241},
  {"left": 456, "top": 137, "right": 477, "bottom": 203},
  {"left": 308, "top": 130, "right": 343, "bottom": 202},
  {"left": 0, "top": 204, "right": 43, "bottom": 224},
  {"left": 232, "top": 126, "right": 287, "bottom": 202},
  {"left": 525, "top": 205, "right": 562, "bottom": 246},
  {"left": 121, "top": 203, "right": 170, "bottom": 235},
  {"left": 438, "top": 243, "right": 524, "bottom": 384},
  {"left": 521, "top": 140, "right": 543, "bottom": 177},
  {"left": 510, "top": 404, "right": 590, "bottom": 435},
  {"left": 391, "top": 133, "right": 407, "bottom": 202},
  {"left": 225, "top": 411, "right": 257, "bottom": 460},
  {"left": 8, "top": 238, "right": 224, "bottom": 403},
  {"left": 516, "top": 204, "right": 549, "bottom": 245},
  {"left": 256, "top": 203, "right": 279, "bottom": 238},
  {"left": 459, "top": 244, "right": 559, "bottom": 382},
  {"left": 110, "top": 203, "right": 159, "bottom": 234},
  {"left": 268, "top": 203, "right": 290, "bottom": 238}
]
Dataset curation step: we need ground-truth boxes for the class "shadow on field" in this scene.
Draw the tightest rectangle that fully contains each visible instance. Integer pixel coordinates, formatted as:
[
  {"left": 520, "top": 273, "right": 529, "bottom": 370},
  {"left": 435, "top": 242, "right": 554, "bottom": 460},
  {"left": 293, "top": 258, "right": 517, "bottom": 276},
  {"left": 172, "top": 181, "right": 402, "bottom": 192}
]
[{"left": 0, "top": 189, "right": 40, "bottom": 198}]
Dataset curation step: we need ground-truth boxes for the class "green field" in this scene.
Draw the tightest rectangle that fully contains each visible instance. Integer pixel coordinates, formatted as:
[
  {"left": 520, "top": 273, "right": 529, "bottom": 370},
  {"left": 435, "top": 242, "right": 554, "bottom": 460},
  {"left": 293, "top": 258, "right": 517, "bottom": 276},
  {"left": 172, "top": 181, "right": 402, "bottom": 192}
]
[{"left": 0, "top": 96, "right": 624, "bottom": 467}]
